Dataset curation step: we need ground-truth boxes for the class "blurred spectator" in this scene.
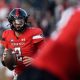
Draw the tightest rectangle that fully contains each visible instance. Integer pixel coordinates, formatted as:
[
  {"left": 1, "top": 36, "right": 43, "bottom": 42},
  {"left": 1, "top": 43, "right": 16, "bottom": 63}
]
[
  {"left": 26, "top": 0, "right": 48, "bottom": 10},
  {"left": 55, "top": 0, "right": 79, "bottom": 22},
  {"left": 0, "top": 0, "right": 9, "bottom": 39},
  {"left": 27, "top": 14, "right": 38, "bottom": 27},
  {"left": 8, "top": 0, "right": 21, "bottom": 11},
  {"left": 0, "top": 0, "right": 8, "bottom": 20},
  {"left": 55, "top": 0, "right": 67, "bottom": 22},
  {"left": 0, "top": 0, "right": 9, "bottom": 20},
  {"left": 40, "top": 10, "right": 55, "bottom": 37},
  {"left": 40, "top": 1, "right": 56, "bottom": 37}
]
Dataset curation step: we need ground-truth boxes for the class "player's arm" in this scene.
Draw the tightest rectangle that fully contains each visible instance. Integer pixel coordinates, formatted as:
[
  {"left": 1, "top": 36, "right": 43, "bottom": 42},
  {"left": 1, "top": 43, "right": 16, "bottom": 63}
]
[
  {"left": 1, "top": 48, "right": 8, "bottom": 66},
  {"left": 1, "top": 31, "right": 9, "bottom": 67},
  {"left": 32, "top": 28, "right": 44, "bottom": 53},
  {"left": 0, "top": 41, "right": 6, "bottom": 66}
]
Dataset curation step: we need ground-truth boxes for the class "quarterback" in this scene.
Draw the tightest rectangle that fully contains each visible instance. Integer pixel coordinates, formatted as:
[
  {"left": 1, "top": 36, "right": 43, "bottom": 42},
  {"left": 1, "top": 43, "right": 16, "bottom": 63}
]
[{"left": 1, "top": 8, "right": 44, "bottom": 80}]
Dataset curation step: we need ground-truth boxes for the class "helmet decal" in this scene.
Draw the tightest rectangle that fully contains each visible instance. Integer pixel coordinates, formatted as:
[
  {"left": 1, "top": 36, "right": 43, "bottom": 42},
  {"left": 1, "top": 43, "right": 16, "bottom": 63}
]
[{"left": 16, "top": 8, "right": 19, "bottom": 17}]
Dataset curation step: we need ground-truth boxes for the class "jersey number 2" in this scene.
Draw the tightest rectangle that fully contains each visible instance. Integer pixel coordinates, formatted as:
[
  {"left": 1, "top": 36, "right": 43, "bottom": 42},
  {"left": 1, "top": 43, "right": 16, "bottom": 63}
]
[{"left": 14, "top": 47, "right": 22, "bottom": 61}]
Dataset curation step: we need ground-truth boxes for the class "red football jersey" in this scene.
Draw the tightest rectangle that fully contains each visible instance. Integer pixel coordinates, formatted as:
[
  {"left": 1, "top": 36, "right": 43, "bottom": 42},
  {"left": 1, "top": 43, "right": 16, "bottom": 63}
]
[
  {"left": 32, "top": 7, "right": 80, "bottom": 80},
  {"left": 2, "top": 27, "right": 44, "bottom": 74}
]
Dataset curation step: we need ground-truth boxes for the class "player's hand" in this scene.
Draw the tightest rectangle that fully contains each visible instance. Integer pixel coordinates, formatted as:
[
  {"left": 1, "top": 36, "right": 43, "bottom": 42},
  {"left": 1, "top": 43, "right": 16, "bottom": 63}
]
[
  {"left": 2, "top": 48, "right": 8, "bottom": 61},
  {"left": 23, "top": 56, "right": 33, "bottom": 67}
]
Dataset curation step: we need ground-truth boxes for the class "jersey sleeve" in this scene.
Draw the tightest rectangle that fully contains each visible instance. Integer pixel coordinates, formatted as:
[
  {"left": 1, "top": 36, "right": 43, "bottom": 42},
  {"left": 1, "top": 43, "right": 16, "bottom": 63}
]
[{"left": 32, "top": 28, "right": 44, "bottom": 43}]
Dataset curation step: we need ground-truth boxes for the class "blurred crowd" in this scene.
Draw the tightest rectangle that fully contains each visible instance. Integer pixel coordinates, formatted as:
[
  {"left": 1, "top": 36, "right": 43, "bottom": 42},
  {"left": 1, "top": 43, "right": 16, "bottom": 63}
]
[
  {"left": 0, "top": 0, "right": 79, "bottom": 80},
  {"left": 0, "top": 0, "right": 78, "bottom": 38}
]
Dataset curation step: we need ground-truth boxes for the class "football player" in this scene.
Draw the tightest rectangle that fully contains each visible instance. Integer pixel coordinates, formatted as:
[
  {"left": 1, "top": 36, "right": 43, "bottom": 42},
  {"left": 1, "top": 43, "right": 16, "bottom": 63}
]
[{"left": 1, "top": 8, "right": 44, "bottom": 80}]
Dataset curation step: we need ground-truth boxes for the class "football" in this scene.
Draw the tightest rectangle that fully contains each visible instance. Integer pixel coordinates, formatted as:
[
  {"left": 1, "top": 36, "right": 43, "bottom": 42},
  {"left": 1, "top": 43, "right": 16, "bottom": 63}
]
[{"left": 2, "top": 49, "right": 17, "bottom": 70}]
